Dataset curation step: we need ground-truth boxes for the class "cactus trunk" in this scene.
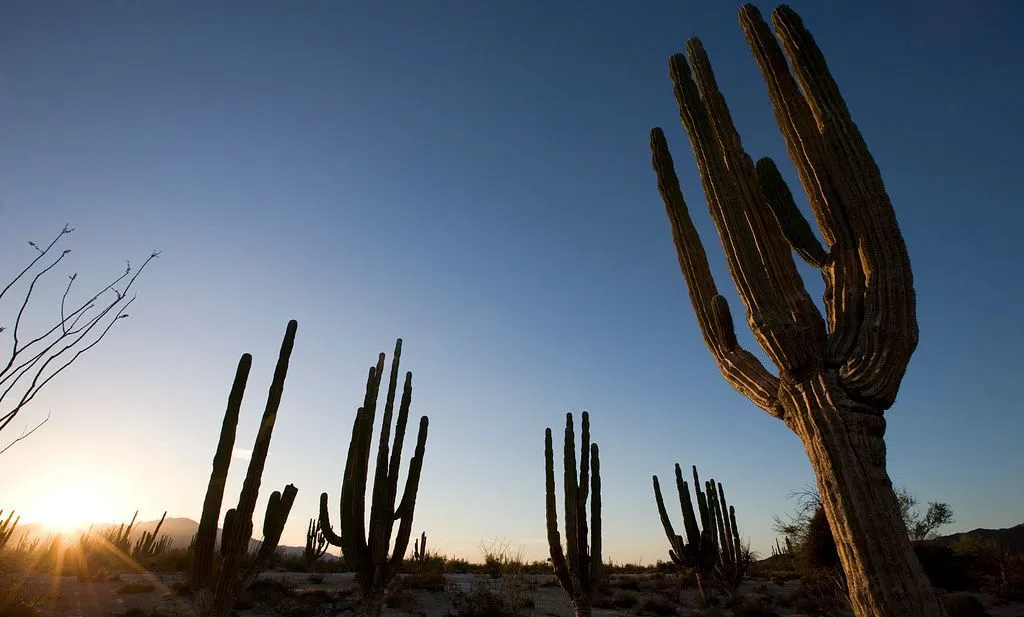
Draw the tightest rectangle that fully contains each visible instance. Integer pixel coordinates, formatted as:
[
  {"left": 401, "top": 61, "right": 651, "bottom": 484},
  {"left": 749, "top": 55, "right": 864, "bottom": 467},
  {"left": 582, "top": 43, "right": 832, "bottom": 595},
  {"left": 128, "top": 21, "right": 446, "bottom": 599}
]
[
  {"left": 648, "top": 5, "right": 946, "bottom": 617},
  {"left": 785, "top": 381, "right": 944, "bottom": 616}
]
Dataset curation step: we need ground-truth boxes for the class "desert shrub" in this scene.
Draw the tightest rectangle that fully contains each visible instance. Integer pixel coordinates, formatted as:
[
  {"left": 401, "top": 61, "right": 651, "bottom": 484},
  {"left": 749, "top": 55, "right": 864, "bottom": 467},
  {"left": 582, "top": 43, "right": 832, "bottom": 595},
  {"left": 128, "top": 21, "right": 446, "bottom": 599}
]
[
  {"left": 0, "top": 579, "right": 41, "bottom": 617},
  {"left": 784, "top": 567, "right": 848, "bottom": 615},
  {"left": 635, "top": 591, "right": 678, "bottom": 615},
  {"left": 242, "top": 576, "right": 297, "bottom": 607},
  {"left": 803, "top": 507, "right": 840, "bottom": 571},
  {"left": 610, "top": 574, "right": 641, "bottom": 591},
  {"left": 145, "top": 548, "right": 192, "bottom": 573},
  {"left": 404, "top": 569, "right": 446, "bottom": 592},
  {"left": 117, "top": 579, "right": 157, "bottom": 594},
  {"left": 732, "top": 595, "right": 780, "bottom": 617},
  {"left": 594, "top": 589, "right": 639, "bottom": 608},
  {"left": 446, "top": 578, "right": 510, "bottom": 617},
  {"left": 914, "top": 542, "right": 980, "bottom": 592},
  {"left": 307, "top": 572, "right": 325, "bottom": 584},
  {"left": 942, "top": 593, "right": 990, "bottom": 617},
  {"left": 383, "top": 586, "right": 416, "bottom": 609},
  {"left": 444, "top": 557, "right": 473, "bottom": 573}
]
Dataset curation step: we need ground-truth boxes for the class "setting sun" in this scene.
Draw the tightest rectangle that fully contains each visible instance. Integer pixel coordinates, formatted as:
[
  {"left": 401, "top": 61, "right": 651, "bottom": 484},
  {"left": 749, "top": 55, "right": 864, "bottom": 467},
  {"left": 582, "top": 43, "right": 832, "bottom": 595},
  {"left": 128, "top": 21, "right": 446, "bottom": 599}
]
[{"left": 23, "top": 479, "right": 120, "bottom": 532}]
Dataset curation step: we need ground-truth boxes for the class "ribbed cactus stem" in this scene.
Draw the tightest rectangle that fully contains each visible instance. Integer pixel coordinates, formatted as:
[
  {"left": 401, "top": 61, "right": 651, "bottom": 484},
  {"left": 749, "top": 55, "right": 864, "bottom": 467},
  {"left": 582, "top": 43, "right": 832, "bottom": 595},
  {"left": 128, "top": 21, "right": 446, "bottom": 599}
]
[
  {"left": 545, "top": 411, "right": 601, "bottom": 617},
  {"left": 755, "top": 157, "right": 826, "bottom": 266},
  {"left": 188, "top": 321, "right": 299, "bottom": 617},
  {"left": 649, "top": 5, "right": 945, "bottom": 615},
  {"left": 192, "top": 354, "right": 251, "bottom": 590},
  {"left": 319, "top": 339, "right": 429, "bottom": 617}
]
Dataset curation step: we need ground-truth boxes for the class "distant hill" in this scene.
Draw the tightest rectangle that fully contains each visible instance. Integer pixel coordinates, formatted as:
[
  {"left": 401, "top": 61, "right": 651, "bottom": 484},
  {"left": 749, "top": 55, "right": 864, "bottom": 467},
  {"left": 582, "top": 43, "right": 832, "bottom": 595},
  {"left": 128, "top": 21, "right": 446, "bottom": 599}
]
[
  {"left": 9, "top": 515, "right": 336, "bottom": 559},
  {"left": 928, "top": 523, "right": 1024, "bottom": 554}
]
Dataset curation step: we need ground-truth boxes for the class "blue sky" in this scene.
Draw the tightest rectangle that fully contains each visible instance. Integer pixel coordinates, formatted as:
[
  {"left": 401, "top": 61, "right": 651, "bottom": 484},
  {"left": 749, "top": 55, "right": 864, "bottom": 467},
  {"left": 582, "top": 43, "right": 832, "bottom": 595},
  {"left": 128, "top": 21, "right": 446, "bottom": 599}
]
[{"left": 1, "top": 0, "right": 1022, "bottom": 563}]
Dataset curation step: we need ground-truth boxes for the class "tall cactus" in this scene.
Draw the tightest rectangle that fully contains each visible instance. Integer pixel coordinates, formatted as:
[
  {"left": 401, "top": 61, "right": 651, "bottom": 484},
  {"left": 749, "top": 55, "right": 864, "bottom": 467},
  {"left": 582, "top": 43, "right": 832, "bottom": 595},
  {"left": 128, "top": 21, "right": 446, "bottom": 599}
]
[
  {"left": 545, "top": 411, "right": 601, "bottom": 617},
  {"left": 648, "top": 5, "right": 945, "bottom": 616},
  {"left": 190, "top": 320, "right": 300, "bottom": 617},
  {"left": 653, "top": 465, "right": 747, "bottom": 601},
  {"left": 319, "top": 339, "right": 429, "bottom": 617}
]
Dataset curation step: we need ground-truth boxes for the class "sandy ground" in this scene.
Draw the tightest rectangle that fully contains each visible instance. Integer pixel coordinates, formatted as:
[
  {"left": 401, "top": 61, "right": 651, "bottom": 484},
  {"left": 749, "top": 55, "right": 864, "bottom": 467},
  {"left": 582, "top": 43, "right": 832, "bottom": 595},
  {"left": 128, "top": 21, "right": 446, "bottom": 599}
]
[{"left": 5, "top": 570, "right": 1023, "bottom": 617}]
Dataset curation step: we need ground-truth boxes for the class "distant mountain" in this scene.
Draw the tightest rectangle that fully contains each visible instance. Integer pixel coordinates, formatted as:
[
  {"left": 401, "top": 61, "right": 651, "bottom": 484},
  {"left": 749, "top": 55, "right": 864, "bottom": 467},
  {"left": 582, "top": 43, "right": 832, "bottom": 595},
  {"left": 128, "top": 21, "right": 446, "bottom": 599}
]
[
  {"left": 929, "top": 523, "right": 1024, "bottom": 554},
  {"left": 9, "top": 515, "right": 336, "bottom": 559}
]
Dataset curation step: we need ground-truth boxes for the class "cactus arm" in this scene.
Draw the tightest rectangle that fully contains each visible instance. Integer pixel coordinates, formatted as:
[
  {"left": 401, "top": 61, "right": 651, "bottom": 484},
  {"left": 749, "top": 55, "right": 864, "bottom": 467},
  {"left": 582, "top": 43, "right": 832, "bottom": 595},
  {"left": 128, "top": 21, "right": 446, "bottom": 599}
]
[
  {"left": 649, "top": 129, "right": 781, "bottom": 417},
  {"left": 674, "top": 464, "right": 701, "bottom": 550},
  {"left": 744, "top": 6, "right": 917, "bottom": 406},
  {"left": 317, "top": 493, "right": 344, "bottom": 547},
  {"left": 191, "top": 353, "right": 251, "bottom": 590},
  {"left": 213, "top": 320, "right": 298, "bottom": 616},
  {"left": 755, "top": 157, "right": 827, "bottom": 267},
  {"left": 386, "top": 371, "right": 413, "bottom": 522},
  {"left": 653, "top": 475, "right": 686, "bottom": 562},
  {"left": 561, "top": 413, "right": 582, "bottom": 592},
  {"left": 588, "top": 442, "right": 601, "bottom": 597},
  {"left": 671, "top": 43, "right": 827, "bottom": 377},
  {"left": 385, "top": 415, "right": 429, "bottom": 581},
  {"left": 368, "top": 342, "right": 403, "bottom": 575},
  {"left": 544, "top": 427, "right": 572, "bottom": 593}
]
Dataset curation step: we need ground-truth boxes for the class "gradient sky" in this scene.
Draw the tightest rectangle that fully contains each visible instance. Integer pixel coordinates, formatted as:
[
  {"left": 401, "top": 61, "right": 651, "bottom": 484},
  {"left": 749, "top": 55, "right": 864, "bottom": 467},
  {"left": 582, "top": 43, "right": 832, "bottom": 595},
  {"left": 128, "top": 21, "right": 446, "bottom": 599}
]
[{"left": 1, "top": 0, "right": 1022, "bottom": 564}]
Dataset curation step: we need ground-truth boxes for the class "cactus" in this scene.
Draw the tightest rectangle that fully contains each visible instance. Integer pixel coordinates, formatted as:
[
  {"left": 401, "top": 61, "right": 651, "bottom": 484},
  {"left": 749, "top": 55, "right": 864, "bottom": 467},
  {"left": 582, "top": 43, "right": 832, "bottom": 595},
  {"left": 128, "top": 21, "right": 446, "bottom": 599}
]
[
  {"left": 189, "top": 320, "right": 300, "bottom": 617},
  {"left": 647, "top": 5, "right": 945, "bottom": 616},
  {"left": 303, "top": 517, "right": 329, "bottom": 569},
  {"left": 0, "top": 510, "right": 20, "bottom": 550},
  {"left": 545, "top": 411, "right": 601, "bottom": 617},
  {"left": 132, "top": 511, "right": 171, "bottom": 561},
  {"left": 102, "top": 511, "right": 139, "bottom": 553},
  {"left": 653, "top": 465, "right": 747, "bottom": 601},
  {"left": 413, "top": 531, "right": 427, "bottom": 562},
  {"left": 319, "top": 339, "right": 429, "bottom": 617}
]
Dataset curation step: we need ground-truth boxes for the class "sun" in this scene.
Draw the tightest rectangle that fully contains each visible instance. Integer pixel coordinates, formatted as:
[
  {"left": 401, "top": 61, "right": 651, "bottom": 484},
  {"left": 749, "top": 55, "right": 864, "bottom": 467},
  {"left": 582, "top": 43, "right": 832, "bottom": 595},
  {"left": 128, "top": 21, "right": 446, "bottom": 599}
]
[{"left": 28, "top": 481, "right": 118, "bottom": 532}]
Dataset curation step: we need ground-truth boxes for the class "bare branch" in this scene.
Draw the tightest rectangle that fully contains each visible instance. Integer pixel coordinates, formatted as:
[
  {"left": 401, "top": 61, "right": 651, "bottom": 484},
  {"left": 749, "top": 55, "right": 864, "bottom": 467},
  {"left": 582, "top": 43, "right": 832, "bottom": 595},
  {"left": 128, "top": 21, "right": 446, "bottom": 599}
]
[
  {"left": 0, "top": 410, "right": 50, "bottom": 455},
  {"left": 0, "top": 226, "right": 158, "bottom": 453}
]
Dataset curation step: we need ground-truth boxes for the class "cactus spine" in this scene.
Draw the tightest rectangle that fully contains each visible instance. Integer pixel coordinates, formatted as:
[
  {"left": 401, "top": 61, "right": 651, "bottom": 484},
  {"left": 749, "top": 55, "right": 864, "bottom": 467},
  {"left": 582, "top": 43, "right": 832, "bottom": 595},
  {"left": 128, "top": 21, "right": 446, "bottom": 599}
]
[
  {"left": 653, "top": 465, "right": 746, "bottom": 601},
  {"left": 319, "top": 339, "right": 429, "bottom": 617},
  {"left": 190, "top": 320, "right": 299, "bottom": 617},
  {"left": 648, "top": 5, "right": 946, "bottom": 616},
  {"left": 545, "top": 411, "right": 601, "bottom": 617}
]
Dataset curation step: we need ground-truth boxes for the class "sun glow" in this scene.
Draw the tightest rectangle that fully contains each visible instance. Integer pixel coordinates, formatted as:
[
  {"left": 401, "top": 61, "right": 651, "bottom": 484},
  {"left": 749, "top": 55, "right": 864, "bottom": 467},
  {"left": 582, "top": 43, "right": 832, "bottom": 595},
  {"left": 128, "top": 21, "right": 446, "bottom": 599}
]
[{"left": 26, "top": 480, "right": 120, "bottom": 532}]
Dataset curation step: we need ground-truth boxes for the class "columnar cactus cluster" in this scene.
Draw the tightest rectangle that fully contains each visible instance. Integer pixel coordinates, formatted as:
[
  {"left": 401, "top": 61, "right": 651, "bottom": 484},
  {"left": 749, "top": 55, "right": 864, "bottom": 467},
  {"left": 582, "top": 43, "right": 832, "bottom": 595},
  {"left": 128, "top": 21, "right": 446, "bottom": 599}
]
[
  {"left": 653, "top": 464, "right": 747, "bottom": 600},
  {"left": 319, "top": 339, "right": 429, "bottom": 617},
  {"left": 131, "top": 511, "right": 171, "bottom": 560},
  {"left": 413, "top": 531, "right": 427, "bottom": 562},
  {"left": 303, "top": 517, "right": 329, "bottom": 568},
  {"left": 0, "top": 510, "right": 19, "bottom": 550},
  {"left": 544, "top": 411, "right": 602, "bottom": 617},
  {"left": 190, "top": 320, "right": 300, "bottom": 617}
]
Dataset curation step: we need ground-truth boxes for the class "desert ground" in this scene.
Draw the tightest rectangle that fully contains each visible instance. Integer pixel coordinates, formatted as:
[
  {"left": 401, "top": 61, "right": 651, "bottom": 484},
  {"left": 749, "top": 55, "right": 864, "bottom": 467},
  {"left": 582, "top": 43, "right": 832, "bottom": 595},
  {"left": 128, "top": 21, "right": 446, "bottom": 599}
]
[{"left": 6, "top": 568, "right": 1023, "bottom": 617}]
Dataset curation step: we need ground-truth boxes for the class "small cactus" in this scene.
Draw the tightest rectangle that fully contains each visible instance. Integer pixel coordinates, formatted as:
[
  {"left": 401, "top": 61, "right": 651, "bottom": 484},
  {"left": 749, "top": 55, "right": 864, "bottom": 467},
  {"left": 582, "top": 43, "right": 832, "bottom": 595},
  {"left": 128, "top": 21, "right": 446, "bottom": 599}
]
[
  {"left": 303, "top": 517, "right": 329, "bottom": 569},
  {"left": 413, "top": 531, "right": 427, "bottom": 562},
  {"left": 653, "top": 464, "right": 747, "bottom": 600}
]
